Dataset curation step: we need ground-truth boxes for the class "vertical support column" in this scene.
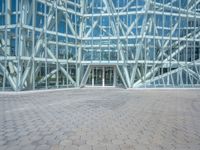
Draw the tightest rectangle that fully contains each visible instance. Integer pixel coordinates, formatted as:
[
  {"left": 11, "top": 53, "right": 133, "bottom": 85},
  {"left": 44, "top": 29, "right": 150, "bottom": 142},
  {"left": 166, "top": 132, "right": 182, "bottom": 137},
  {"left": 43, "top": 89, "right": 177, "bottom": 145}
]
[
  {"left": 65, "top": 2, "right": 69, "bottom": 88},
  {"left": 56, "top": 1, "right": 59, "bottom": 88},
  {"left": 186, "top": 0, "right": 189, "bottom": 86},
  {"left": 45, "top": 1, "right": 47, "bottom": 89},
  {"left": 152, "top": 0, "right": 155, "bottom": 88},
  {"left": 77, "top": 0, "right": 85, "bottom": 87},
  {"left": 92, "top": 67, "right": 94, "bottom": 86},
  {"left": 17, "top": 0, "right": 25, "bottom": 91},
  {"left": 113, "top": 66, "right": 116, "bottom": 87},
  {"left": 65, "top": 2, "right": 69, "bottom": 87},
  {"left": 32, "top": 0, "right": 36, "bottom": 90},
  {"left": 6, "top": 0, "right": 11, "bottom": 55},
  {"left": 161, "top": 0, "right": 165, "bottom": 86},
  {"left": 3, "top": 0, "right": 10, "bottom": 91},
  {"left": 102, "top": 66, "right": 105, "bottom": 87},
  {"left": 75, "top": 2, "right": 78, "bottom": 87}
]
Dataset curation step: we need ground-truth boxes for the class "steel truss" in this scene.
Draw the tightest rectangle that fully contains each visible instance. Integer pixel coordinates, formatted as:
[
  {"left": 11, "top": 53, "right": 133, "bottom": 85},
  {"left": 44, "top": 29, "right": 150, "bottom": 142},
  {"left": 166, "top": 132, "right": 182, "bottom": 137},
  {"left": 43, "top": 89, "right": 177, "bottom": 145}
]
[{"left": 0, "top": 0, "right": 200, "bottom": 91}]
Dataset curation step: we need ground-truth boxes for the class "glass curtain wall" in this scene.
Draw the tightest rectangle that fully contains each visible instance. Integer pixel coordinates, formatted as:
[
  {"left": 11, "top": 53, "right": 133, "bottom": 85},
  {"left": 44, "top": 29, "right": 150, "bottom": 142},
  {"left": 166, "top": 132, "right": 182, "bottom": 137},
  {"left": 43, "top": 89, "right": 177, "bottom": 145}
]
[
  {"left": 82, "top": 0, "right": 200, "bottom": 88},
  {"left": 0, "top": 0, "right": 200, "bottom": 91},
  {"left": 0, "top": 0, "right": 80, "bottom": 91}
]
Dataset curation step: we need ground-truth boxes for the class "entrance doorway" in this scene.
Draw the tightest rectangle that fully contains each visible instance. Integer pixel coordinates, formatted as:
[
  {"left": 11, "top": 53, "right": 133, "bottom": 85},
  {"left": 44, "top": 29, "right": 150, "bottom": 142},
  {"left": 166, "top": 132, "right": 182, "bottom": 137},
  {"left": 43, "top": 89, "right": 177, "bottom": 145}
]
[{"left": 86, "top": 66, "right": 116, "bottom": 87}]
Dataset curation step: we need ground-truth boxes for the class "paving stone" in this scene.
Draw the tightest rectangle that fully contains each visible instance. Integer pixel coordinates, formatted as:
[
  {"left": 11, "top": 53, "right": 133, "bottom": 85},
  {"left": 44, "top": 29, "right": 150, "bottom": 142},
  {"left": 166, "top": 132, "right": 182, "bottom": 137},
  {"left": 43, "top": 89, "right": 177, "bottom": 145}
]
[
  {"left": 50, "top": 144, "right": 66, "bottom": 150},
  {"left": 59, "top": 139, "right": 72, "bottom": 146},
  {"left": 120, "top": 144, "right": 136, "bottom": 150},
  {"left": 18, "top": 138, "right": 32, "bottom": 146},
  {"left": 0, "top": 89, "right": 200, "bottom": 150},
  {"left": 0, "top": 145, "right": 7, "bottom": 150},
  {"left": 106, "top": 144, "right": 120, "bottom": 150},
  {"left": 19, "top": 144, "right": 36, "bottom": 150},
  {"left": 0, "top": 140, "right": 6, "bottom": 146},
  {"left": 111, "top": 139, "right": 125, "bottom": 145},
  {"left": 72, "top": 139, "right": 86, "bottom": 146},
  {"left": 78, "top": 144, "right": 92, "bottom": 150},
  {"left": 50, "top": 145, "right": 60, "bottom": 150},
  {"left": 92, "top": 144, "right": 107, "bottom": 150},
  {"left": 5, "top": 145, "right": 21, "bottom": 150},
  {"left": 86, "top": 139, "right": 99, "bottom": 145},
  {"left": 36, "top": 144, "right": 50, "bottom": 150},
  {"left": 63, "top": 145, "right": 78, "bottom": 150}
]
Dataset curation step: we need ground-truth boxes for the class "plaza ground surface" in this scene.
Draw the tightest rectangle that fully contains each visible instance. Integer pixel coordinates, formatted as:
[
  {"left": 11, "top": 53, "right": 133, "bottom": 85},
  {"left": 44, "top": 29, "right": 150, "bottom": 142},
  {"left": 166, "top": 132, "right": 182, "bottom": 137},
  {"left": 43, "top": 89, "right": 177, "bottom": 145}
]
[{"left": 0, "top": 88, "right": 200, "bottom": 150}]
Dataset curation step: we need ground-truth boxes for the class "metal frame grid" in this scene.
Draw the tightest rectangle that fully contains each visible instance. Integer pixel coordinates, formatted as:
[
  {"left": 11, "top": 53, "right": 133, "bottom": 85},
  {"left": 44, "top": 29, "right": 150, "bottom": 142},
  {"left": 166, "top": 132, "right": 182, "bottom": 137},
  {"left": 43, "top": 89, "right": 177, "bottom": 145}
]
[{"left": 0, "top": 0, "right": 200, "bottom": 91}]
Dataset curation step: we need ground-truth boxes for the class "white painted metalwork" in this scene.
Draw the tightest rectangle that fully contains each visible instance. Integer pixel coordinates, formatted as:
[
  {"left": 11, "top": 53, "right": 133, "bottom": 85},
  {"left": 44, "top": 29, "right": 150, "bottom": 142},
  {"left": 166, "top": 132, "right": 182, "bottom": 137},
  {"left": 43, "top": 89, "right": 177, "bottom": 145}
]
[{"left": 0, "top": 0, "right": 200, "bottom": 91}]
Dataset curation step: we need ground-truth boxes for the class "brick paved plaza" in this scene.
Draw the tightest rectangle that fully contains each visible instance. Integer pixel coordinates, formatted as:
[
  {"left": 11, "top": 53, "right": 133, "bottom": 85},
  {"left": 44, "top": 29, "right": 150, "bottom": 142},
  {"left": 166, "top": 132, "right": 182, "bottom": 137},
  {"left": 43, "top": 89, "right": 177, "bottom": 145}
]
[{"left": 0, "top": 88, "right": 200, "bottom": 150}]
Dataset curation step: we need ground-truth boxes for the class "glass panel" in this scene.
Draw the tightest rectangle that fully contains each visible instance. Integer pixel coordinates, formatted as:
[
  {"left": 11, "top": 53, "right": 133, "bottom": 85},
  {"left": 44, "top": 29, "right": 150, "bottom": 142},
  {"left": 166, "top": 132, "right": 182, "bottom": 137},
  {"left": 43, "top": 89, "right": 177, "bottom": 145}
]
[
  {"left": 87, "top": 70, "right": 92, "bottom": 85},
  {"left": 105, "top": 67, "right": 114, "bottom": 86},
  {"left": 86, "top": 66, "right": 115, "bottom": 87},
  {"left": 94, "top": 67, "right": 103, "bottom": 86}
]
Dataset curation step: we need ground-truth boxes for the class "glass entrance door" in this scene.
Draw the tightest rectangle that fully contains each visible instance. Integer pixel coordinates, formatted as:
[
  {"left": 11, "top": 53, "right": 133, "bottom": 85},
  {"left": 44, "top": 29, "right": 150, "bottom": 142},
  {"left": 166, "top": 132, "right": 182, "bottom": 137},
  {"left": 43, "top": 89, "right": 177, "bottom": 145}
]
[
  {"left": 86, "top": 66, "right": 115, "bottom": 87},
  {"left": 94, "top": 67, "right": 103, "bottom": 86},
  {"left": 105, "top": 67, "right": 114, "bottom": 86}
]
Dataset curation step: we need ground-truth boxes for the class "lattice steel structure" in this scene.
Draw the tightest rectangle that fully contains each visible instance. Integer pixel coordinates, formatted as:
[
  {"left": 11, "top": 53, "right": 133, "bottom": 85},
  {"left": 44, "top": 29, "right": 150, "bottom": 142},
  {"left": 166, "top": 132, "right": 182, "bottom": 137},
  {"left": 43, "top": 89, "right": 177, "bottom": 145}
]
[{"left": 0, "top": 0, "right": 200, "bottom": 91}]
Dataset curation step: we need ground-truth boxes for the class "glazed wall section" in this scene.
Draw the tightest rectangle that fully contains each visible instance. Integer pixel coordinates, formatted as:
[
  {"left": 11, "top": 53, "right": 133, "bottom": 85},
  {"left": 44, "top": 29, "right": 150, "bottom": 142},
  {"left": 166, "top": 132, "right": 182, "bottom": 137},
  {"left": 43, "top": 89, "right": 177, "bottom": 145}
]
[
  {"left": 0, "top": 0, "right": 200, "bottom": 91},
  {"left": 81, "top": 0, "right": 200, "bottom": 88},
  {"left": 0, "top": 0, "right": 81, "bottom": 91}
]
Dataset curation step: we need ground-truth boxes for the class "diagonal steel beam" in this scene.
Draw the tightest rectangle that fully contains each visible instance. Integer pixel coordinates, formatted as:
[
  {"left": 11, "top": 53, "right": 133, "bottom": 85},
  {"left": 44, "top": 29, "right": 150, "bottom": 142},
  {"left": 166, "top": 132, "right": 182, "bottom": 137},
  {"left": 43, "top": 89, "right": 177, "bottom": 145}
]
[
  {"left": 46, "top": 47, "right": 76, "bottom": 85},
  {"left": 21, "top": 1, "right": 57, "bottom": 87},
  {"left": 80, "top": 65, "right": 91, "bottom": 87},
  {"left": 130, "top": 0, "right": 151, "bottom": 87},
  {"left": 134, "top": 30, "right": 200, "bottom": 86},
  {"left": 0, "top": 63, "right": 16, "bottom": 91}
]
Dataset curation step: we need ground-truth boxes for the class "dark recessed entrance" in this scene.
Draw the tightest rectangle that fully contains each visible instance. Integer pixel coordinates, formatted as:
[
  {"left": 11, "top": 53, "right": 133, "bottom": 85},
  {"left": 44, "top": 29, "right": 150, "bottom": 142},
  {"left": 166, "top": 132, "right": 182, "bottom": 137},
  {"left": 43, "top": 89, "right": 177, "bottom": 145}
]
[{"left": 86, "top": 66, "right": 116, "bottom": 87}]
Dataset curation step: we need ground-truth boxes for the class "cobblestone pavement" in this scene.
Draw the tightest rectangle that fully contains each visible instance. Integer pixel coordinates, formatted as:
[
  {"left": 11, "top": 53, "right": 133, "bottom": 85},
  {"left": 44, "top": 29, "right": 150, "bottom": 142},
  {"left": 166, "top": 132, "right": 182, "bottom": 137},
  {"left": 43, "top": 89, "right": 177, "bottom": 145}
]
[{"left": 0, "top": 88, "right": 200, "bottom": 150}]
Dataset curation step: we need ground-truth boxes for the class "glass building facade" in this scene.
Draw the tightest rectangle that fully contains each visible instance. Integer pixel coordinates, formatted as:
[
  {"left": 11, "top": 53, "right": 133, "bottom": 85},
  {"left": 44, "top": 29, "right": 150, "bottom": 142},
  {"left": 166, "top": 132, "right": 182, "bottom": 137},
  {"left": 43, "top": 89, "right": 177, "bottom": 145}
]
[{"left": 0, "top": 0, "right": 200, "bottom": 91}]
